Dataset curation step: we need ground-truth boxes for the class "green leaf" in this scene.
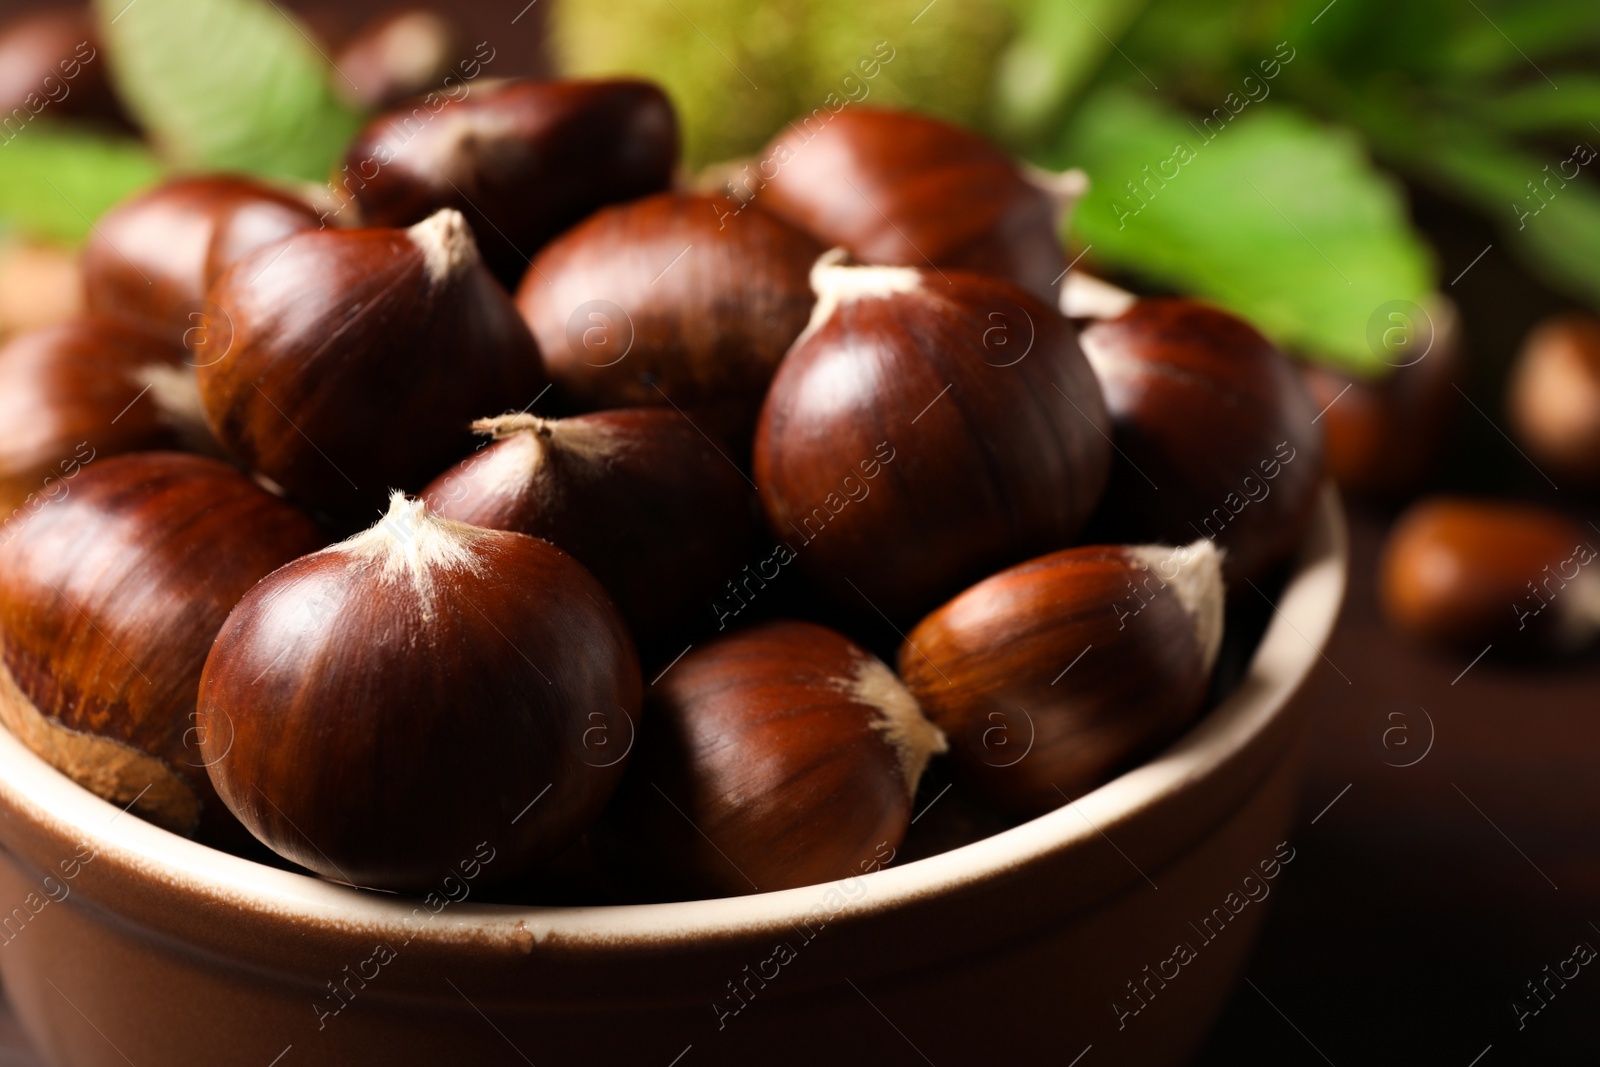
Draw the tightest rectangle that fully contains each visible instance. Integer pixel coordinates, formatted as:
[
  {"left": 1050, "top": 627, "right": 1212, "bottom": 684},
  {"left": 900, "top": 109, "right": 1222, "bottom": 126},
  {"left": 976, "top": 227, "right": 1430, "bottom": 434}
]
[
  {"left": 1056, "top": 91, "right": 1434, "bottom": 375},
  {"left": 991, "top": 0, "right": 1153, "bottom": 151},
  {"left": 0, "top": 126, "right": 163, "bottom": 243},
  {"left": 94, "top": 0, "right": 361, "bottom": 181}
]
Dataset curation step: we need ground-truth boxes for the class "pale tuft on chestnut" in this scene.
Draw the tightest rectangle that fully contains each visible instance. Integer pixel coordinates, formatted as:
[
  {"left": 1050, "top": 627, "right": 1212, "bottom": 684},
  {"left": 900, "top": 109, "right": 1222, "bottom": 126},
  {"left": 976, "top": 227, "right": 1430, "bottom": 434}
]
[
  {"left": 593, "top": 620, "right": 945, "bottom": 900},
  {"left": 421, "top": 408, "right": 753, "bottom": 648},
  {"left": 754, "top": 253, "right": 1111, "bottom": 618},
  {"left": 199, "top": 207, "right": 545, "bottom": 516},
  {"left": 199, "top": 492, "right": 642, "bottom": 892},
  {"left": 901, "top": 539, "right": 1224, "bottom": 815}
]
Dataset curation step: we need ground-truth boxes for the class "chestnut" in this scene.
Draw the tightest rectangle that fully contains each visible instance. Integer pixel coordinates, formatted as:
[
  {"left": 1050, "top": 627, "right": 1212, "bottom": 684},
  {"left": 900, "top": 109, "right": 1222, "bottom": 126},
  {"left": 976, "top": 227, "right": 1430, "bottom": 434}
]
[
  {"left": 334, "top": 8, "right": 461, "bottom": 111},
  {"left": 0, "top": 318, "right": 214, "bottom": 517},
  {"left": 593, "top": 620, "right": 945, "bottom": 900},
  {"left": 753, "top": 254, "right": 1111, "bottom": 618},
  {"left": 0, "top": 9, "right": 122, "bottom": 126},
  {"left": 198, "top": 493, "right": 642, "bottom": 892},
  {"left": 82, "top": 175, "right": 324, "bottom": 337},
  {"left": 0, "top": 453, "right": 325, "bottom": 837},
  {"left": 341, "top": 78, "right": 679, "bottom": 287},
  {"left": 1299, "top": 297, "right": 1459, "bottom": 498},
  {"left": 753, "top": 106, "right": 1084, "bottom": 303},
  {"left": 1379, "top": 497, "right": 1600, "bottom": 653},
  {"left": 199, "top": 208, "right": 545, "bottom": 517},
  {"left": 421, "top": 410, "right": 753, "bottom": 648},
  {"left": 1079, "top": 298, "right": 1324, "bottom": 587},
  {"left": 1508, "top": 314, "right": 1600, "bottom": 486},
  {"left": 900, "top": 540, "right": 1223, "bottom": 815},
  {"left": 515, "top": 191, "right": 823, "bottom": 444}
]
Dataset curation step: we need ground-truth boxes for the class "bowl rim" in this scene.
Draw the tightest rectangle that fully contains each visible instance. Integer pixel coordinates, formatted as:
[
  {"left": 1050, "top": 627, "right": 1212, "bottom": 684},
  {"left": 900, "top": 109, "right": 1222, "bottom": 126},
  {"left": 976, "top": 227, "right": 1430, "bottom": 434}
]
[{"left": 0, "top": 487, "right": 1347, "bottom": 952}]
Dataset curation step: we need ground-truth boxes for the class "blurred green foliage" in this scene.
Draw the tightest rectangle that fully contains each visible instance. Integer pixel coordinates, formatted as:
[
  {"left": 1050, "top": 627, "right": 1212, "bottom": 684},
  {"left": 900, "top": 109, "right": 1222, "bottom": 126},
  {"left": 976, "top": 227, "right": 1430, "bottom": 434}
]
[
  {"left": 0, "top": 128, "right": 161, "bottom": 243},
  {"left": 92, "top": 0, "right": 361, "bottom": 181},
  {"left": 550, "top": 0, "right": 1019, "bottom": 167},
  {"left": 1064, "top": 92, "right": 1432, "bottom": 373}
]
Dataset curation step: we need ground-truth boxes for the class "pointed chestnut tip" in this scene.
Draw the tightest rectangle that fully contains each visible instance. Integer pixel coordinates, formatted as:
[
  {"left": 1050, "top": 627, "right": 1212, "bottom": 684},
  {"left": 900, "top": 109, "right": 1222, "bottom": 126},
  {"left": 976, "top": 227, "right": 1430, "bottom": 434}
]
[
  {"left": 802, "top": 247, "right": 924, "bottom": 340},
  {"left": 1059, "top": 271, "right": 1137, "bottom": 321},
  {"left": 407, "top": 207, "right": 480, "bottom": 283},
  {"left": 844, "top": 654, "right": 948, "bottom": 798},
  {"left": 1128, "top": 538, "right": 1226, "bottom": 672},
  {"left": 340, "top": 491, "right": 488, "bottom": 592},
  {"left": 472, "top": 412, "right": 554, "bottom": 440},
  {"left": 1022, "top": 164, "right": 1090, "bottom": 228}
]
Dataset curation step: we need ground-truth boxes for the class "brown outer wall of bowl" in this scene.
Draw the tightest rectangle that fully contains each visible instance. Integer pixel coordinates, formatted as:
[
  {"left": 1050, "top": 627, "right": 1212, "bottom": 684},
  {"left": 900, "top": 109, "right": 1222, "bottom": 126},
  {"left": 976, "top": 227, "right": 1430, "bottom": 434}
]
[{"left": 0, "top": 488, "right": 1347, "bottom": 1067}]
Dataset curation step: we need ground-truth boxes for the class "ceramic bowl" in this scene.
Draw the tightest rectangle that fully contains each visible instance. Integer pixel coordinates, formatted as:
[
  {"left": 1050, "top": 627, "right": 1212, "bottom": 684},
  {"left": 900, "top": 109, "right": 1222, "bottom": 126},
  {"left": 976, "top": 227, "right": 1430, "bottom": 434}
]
[{"left": 0, "top": 488, "right": 1347, "bottom": 1067}]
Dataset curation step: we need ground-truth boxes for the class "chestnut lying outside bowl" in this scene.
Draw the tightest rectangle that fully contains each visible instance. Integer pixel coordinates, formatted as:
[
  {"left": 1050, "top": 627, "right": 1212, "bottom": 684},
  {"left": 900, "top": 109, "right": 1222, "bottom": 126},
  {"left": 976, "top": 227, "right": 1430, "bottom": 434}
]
[{"left": 0, "top": 489, "right": 1346, "bottom": 1067}]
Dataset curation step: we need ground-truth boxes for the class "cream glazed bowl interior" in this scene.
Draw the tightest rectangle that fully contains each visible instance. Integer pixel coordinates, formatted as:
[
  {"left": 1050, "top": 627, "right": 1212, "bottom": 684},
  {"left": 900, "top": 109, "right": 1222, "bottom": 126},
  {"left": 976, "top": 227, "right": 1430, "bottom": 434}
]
[{"left": 0, "top": 488, "right": 1347, "bottom": 1067}]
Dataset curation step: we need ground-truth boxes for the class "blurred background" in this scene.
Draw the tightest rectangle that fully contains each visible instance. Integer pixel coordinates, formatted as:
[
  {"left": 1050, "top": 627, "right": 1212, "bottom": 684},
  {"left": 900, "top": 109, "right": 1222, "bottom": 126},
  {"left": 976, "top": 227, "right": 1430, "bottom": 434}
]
[{"left": 0, "top": 0, "right": 1597, "bottom": 1061}]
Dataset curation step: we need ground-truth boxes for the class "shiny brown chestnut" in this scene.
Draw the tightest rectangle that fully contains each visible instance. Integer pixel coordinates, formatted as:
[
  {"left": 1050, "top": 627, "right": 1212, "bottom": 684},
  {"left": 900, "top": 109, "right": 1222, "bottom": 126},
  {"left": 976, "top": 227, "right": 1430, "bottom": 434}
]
[
  {"left": 1080, "top": 298, "right": 1324, "bottom": 587},
  {"left": 82, "top": 175, "right": 324, "bottom": 337},
  {"left": 752, "top": 106, "right": 1084, "bottom": 303},
  {"left": 341, "top": 77, "right": 678, "bottom": 286},
  {"left": 0, "top": 9, "right": 122, "bottom": 126},
  {"left": 200, "top": 208, "right": 545, "bottom": 516},
  {"left": 0, "top": 453, "right": 325, "bottom": 837},
  {"left": 334, "top": 8, "right": 461, "bottom": 111},
  {"left": 593, "top": 620, "right": 945, "bottom": 900},
  {"left": 515, "top": 191, "right": 823, "bottom": 444},
  {"left": 1508, "top": 314, "right": 1600, "bottom": 486},
  {"left": 1299, "top": 297, "right": 1459, "bottom": 498},
  {"left": 422, "top": 410, "right": 752, "bottom": 648},
  {"left": 754, "top": 254, "right": 1112, "bottom": 618},
  {"left": 199, "top": 493, "right": 642, "bottom": 892},
  {"left": 0, "top": 318, "right": 214, "bottom": 517},
  {"left": 1379, "top": 497, "right": 1600, "bottom": 653},
  {"left": 900, "top": 539, "right": 1223, "bottom": 815}
]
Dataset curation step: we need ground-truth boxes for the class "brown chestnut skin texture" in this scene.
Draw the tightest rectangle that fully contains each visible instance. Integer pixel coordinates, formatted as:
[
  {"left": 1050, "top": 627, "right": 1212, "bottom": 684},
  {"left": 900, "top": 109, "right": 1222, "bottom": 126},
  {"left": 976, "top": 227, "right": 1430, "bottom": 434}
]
[
  {"left": 1081, "top": 298, "right": 1325, "bottom": 588},
  {"left": 82, "top": 175, "right": 323, "bottom": 338},
  {"left": 199, "top": 209, "right": 545, "bottom": 518},
  {"left": 0, "top": 11, "right": 123, "bottom": 126},
  {"left": 0, "top": 318, "right": 213, "bottom": 517},
  {"left": 593, "top": 620, "right": 945, "bottom": 901},
  {"left": 901, "top": 540, "right": 1223, "bottom": 816},
  {"left": 516, "top": 191, "right": 824, "bottom": 445},
  {"left": 343, "top": 78, "right": 679, "bottom": 287},
  {"left": 1508, "top": 314, "right": 1600, "bottom": 486},
  {"left": 421, "top": 410, "right": 752, "bottom": 649},
  {"left": 755, "top": 106, "right": 1071, "bottom": 303},
  {"left": 199, "top": 495, "right": 642, "bottom": 892},
  {"left": 1379, "top": 497, "right": 1600, "bottom": 653},
  {"left": 1299, "top": 297, "right": 1459, "bottom": 498},
  {"left": 754, "top": 258, "right": 1112, "bottom": 619},
  {"left": 0, "top": 453, "right": 326, "bottom": 838},
  {"left": 333, "top": 8, "right": 461, "bottom": 111}
]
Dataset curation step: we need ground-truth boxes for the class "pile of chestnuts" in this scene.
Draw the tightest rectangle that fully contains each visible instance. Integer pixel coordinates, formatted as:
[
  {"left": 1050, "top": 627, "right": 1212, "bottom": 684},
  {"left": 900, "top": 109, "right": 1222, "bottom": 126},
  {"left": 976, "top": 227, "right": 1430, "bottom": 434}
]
[{"left": 0, "top": 78, "right": 1326, "bottom": 902}]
